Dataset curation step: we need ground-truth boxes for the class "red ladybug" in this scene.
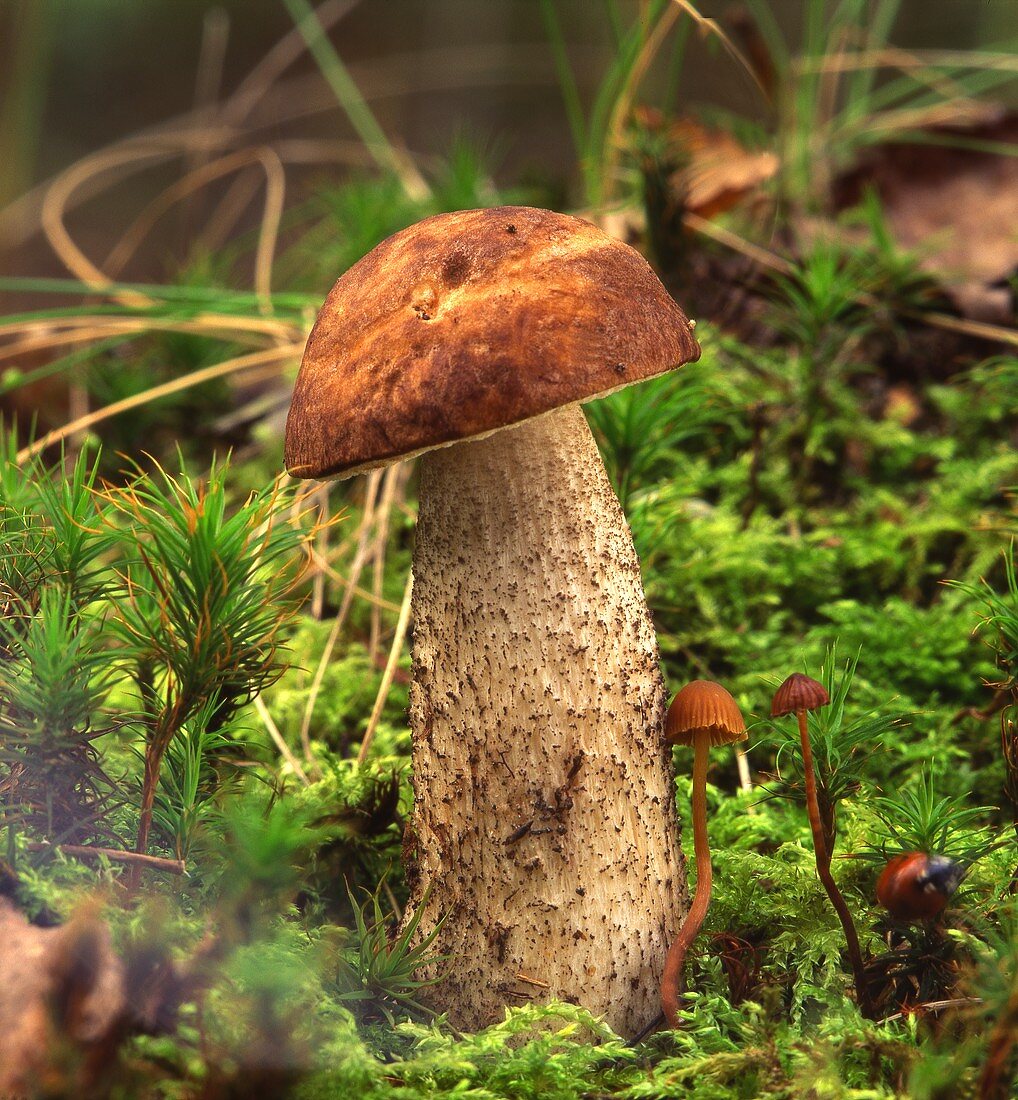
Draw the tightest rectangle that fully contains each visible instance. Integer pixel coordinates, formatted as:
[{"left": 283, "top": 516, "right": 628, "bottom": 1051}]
[{"left": 876, "top": 852, "right": 966, "bottom": 921}]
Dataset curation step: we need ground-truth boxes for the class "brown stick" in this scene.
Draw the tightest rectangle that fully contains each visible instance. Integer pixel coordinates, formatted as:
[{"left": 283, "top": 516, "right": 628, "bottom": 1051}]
[
  {"left": 130, "top": 737, "right": 170, "bottom": 891},
  {"left": 797, "top": 710, "right": 874, "bottom": 1018},
  {"left": 661, "top": 736, "right": 712, "bottom": 1028},
  {"left": 27, "top": 842, "right": 185, "bottom": 875}
]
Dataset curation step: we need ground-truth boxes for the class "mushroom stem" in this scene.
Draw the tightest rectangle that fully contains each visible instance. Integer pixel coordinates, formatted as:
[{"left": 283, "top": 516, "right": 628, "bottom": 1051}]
[
  {"left": 796, "top": 709, "right": 874, "bottom": 1018},
  {"left": 661, "top": 735, "right": 712, "bottom": 1028},
  {"left": 404, "top": 402, "right": 685, "bottom": 1036}
]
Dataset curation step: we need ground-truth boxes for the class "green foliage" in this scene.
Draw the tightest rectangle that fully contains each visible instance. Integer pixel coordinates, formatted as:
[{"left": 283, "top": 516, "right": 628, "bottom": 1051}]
[
  {"left": 214, "top": 793, "right": 321, "bottom": 909},
  {"left": 290, "top": 760, "right": 405, "bottom": 907},
  {"left": 265, "top": 637, "right": 408, "bottom": 758},
  {"left": 585, "top": 364, "right": 720, "bottom": 514},
  {"left": 867, "top": 769, "right": 999, "bottom": 868},
  {"left": 769, "top": 240, "right": 871, "bottom": 356},
  {"left": 540, "top": 0, "right": 671, "bottom": 207},
  {"left": 109, "top": 458, "right": 305, "bottom": 720},
  {"left": 105, "top": 456, "right": 310, "bottom": 857},
  {"left": 85, "top": 331, "right": 235, "bottom": 466},
  {"left": 950, "top": 545, "right": 1018, "bottom": 692},
  {"left": 0, "top": 587, "right": 114, "bottom": 842},
  {"left": 741, "top": 0, "right": 1018, "bottom": 209},
  {"left": 150, "top": 698, "right": 240, "bottom": 862},
  {"left": 331, "top": 884, "right": 447, "bottom": 1026},
  {"left": 767, "top": 647, "right": 905, "bottom": 848},
  {"left": 1, "top": 11, "right": 1016, "bottom": 1092}
]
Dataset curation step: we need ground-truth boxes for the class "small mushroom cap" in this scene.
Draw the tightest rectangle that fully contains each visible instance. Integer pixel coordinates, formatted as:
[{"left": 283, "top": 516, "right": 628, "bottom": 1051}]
[
  {"left": 665, "top": 679, "right": 747, "bottom": 747},
  {"left": 285, "top": 206, "right": 700, "bottom": 480},
  {"left": 771, "top": 673, "right": 830, "bottom": 718}
]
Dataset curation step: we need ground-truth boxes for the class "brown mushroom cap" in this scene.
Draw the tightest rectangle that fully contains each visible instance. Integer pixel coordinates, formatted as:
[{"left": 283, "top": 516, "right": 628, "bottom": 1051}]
[
  {"left": 665, "top": 679, "right": 747, "bottom": 747},
  {"left": 771, "top": 673, "right": 830, "bottom": 718},
  {"left": 284, "top": 206, "right": 700, "bottom": 480}
]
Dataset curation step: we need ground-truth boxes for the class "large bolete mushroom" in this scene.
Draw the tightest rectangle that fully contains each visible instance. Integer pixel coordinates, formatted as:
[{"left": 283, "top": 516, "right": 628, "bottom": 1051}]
[{"left": 285, "top": 205, "right": 700, "bottom": 1036}]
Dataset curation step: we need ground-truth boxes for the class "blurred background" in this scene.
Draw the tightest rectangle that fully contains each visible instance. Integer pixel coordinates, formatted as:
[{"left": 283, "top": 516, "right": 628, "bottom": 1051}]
[
  {"left": 2, "top": 0, "right": 1014, "bottom": 282},
  {"left": 0, "top": 0, "right": 1015, "bottom": 455}
]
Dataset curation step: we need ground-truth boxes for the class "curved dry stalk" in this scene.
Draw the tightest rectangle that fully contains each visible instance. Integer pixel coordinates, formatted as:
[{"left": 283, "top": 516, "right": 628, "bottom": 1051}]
[
  {"left": 15, "top": 342, "right": 302, "bottom": 465},
  {"left": 682, "top": 212, "right": 1018, "bottom": 350},
  {"left": 601, "top": 5, "right": 681, "bottom": 202},
  {"left": 104, "top": 146, "right": 286, "bottom": 316},
  {"left": 308, "top": 548, "right": 400, "bottom": 612},
  {"left": 0, "top": 314, "right": 299, "bottom": 345},
  {"left": 224, "top": 0, "right": 363, "bottom": 126},
  {"left": 310, "top": 484, "right": 331, "bottom": 620},
  {"left": 357, "top": 568, "right": 413, "bottom": 765},
  {"left": 253, "top": 694, "right": 310, "bottom": 785},
  {"left": 667, "top": 0, "right": 768, "bottom": 99},
  {"left": 41, "top": 146, "right": 175, "bottom": 305},
  {"left": 2, "top": 33, "right": 571, "bottom": 256},
  {"left": 794, "top": 47, "right": 1018, "bottom": 79}
]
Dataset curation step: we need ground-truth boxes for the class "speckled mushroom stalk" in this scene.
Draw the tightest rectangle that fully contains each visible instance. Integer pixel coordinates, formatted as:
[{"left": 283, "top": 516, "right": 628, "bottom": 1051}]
[
  {"left": 772, "top": 673, "right": 874, "bottom": 1019},
  {"left": 660, "top": 730, "right": 712, "bottom": 1028},
  {"left": 660, "top": 680, "right": 746, "bottom": 1028},
  {"left": 408, "top": 403, "right": 685, "bottom": 1037}
]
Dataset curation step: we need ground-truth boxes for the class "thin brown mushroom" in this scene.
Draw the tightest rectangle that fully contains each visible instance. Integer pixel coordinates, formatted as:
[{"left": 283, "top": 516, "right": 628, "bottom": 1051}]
[
  {"left": 661, "top": 679, "right": 746, "bottom": 1028},
  {"left": 771, "top": 672, "right": 874, "bottom": 1018}
]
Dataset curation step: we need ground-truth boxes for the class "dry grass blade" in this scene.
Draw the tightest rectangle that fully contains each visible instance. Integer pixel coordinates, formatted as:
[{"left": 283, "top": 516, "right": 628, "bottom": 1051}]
[
  {"left": 298, "top": 469, "right": 383, "bottom": 772},
  {"left": 357, "top": 568, "right": 413, "bottom": 766},
  {"left": 794, "top": 48, "right": 1018, "bottom": 78},
  {"left": 0, "top": 314, "right": 300, "bottom": 343},
  {"left": 309, "top": 548, "right": 400, "bottom": 612},
  {"left": 735, "top": 746, "right": 754, "bottom": 799},
  {"left": 15, "top": 342, "right": 303, "bottom": 465},
  {"left": 368, "top": 464, "right": 400, "bottom": 664},
  {"left": 254, "top": 694, "right": 310, "bottom": 786},
  {"left": 668, "top": 0, "right": 768, "bottom": 100},
  {"left": 42, "top": 148, "right": 165, "bottom": 306},
  {"left": 602, "top": 5, "right": 681, "bottom": 201},
  {"left": 311, "top": 484, "right": 331, "bottom": 620},
  {"left": 104, "top": 146, "right": 287, "bottom": 318},
  {"left": 223, "top": 0, "right": 363, "bottom": 126}
]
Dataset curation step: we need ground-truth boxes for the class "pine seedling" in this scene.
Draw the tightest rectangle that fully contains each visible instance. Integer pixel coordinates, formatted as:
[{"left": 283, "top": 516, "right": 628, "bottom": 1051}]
[
  {"left": 31, "top": 448, "right": 116, "bottom": 609},
  {"left": 103, "top": 458, "right": 311, "bottom": 878},
  {"left": 867, "top": 768, "right": 999, "bottom": 870},
  {"left": 585, "top": 367, "right": 715, "bottom": 514},
  {"left": 149, "top": 696, "right": 240, "bottom": 863},
  {"left": 0, "top": 587, "right": 115, "bottom": 843},
  {"left": 332, "top": 882, "right": 448, "bottom": 1027}
]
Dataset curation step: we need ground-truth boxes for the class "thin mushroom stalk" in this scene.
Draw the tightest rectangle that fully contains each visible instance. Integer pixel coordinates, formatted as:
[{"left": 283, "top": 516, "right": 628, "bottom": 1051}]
[
  {"left": 661, "top": 680, "right": 746, "bottom": 1028},
  {"left": 661, "top": 735, "right": 711, "bottom": 1027},
  {"left": 773, "top": 674, "right": 874, "bottom": 1019}
]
